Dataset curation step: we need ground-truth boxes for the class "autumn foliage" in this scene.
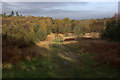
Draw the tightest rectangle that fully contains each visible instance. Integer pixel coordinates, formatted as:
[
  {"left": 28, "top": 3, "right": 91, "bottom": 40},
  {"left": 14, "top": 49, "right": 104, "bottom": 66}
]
[{"left": 2, "top": 12, "right": 120, "bottom": 66}]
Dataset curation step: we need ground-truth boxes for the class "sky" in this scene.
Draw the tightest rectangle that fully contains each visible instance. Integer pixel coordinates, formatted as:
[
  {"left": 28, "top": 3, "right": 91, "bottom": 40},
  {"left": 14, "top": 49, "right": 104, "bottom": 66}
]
[
  {"left": 2, "top": 2, "right": 118, "bottom": 20},
  {"left": 1, "top": 0, "right": 119, "bottom": 2}
]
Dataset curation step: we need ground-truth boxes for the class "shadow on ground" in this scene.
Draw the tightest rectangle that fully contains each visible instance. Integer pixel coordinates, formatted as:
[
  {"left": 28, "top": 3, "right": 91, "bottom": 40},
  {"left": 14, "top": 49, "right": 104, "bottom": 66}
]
[{"left": 2, "top": 38, "right": 120, "bottom": 78}]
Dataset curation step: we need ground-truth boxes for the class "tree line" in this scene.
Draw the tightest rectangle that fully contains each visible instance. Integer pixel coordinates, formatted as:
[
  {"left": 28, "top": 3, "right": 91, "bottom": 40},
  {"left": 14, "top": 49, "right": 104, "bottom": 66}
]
[
  {"left": 2, "top": 11, "right": 119, "bottom": 49},
  {"left": 1, "top": 11, "right": 22, "bottom": 17}
]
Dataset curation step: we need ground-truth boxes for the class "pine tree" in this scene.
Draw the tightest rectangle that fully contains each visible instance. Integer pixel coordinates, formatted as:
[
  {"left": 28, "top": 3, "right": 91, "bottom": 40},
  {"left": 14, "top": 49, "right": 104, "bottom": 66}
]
[
  {"left": 16, "top": 12, "right": 19, "bottom": 16},
  {"left": 11, "top": 11, "right": 14, "bottom": 16},
  {"left": 3, "top": 13, "right": 6, "bottom": 16}
]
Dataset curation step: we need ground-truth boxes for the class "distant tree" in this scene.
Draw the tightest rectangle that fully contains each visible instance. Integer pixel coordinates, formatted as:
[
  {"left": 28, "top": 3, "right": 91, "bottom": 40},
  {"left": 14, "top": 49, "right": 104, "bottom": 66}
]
[
  {"left": 104, "top": 18, "right": 107, "bottom": 20},
  {"left": 74, "top": 22, "right": 86, "bottom": 38},
  {"left": 71, "top": 20, "right": 75, "bottom": 32},
  {"left": 89, "top": 19, "right": 96, "bottom": 32},
  {"left": 63, "top": 18, "right": 71, "bottom": 33},
  {"left": 11, "top": 11, "right": 14, "bottom": 16},
  {"left": 16, "top": 12, "right": 19, "bottom": 16},
  {"left": 8, "top": 11, "right": 14, "bottom": 17},
  {"left": 3, "top": 13, "right": 6, "bottom": 16},
  {"left": 18, "top": 14, "right": 23, "bottom": 17},
  {"left": 1, "top": 13, "right": 8, "bottom": 17}
]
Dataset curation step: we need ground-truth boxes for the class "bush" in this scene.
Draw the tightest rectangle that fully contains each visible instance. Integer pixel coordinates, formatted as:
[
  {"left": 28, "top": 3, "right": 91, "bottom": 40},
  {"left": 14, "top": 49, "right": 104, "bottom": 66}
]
[
  {"left": 101, "top": 19, "right": 120, "bottom": 41},
  {"left": 36, "top": 29, "right": 47, "bottom": 41},
  {"left": 33, "top": 24, "right": 47, "bottom": 41},
  {"left": 2, "top": 26, "right": 36, "bottom": 48}
]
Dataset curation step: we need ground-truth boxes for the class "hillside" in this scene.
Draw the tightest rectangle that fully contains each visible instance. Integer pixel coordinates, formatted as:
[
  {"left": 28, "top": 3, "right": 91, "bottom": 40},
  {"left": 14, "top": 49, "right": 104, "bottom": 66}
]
[{"left": 2, "top": 14, "right": 120, "bottom": 78}]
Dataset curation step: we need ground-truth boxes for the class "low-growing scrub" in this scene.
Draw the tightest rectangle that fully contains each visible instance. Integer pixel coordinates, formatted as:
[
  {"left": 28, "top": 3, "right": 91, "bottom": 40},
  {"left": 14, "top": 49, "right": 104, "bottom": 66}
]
[{"left": 2, "top": 26, "right": 36, "bottom": 48}]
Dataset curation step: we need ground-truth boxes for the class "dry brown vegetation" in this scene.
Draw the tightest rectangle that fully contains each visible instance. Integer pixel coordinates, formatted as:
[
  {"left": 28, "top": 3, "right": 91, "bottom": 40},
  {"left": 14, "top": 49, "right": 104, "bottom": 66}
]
[
  {"left": 65, "top": 39, "right": 120, "bottom": 66},
  {"left": 2, "top": 39, "right": 40, "bottom": 64},
  {"left": 2, "top": 13, "right": 120, "bottom": 78},
  {"left": 2, "top": 31, "right": 120, "bottom": 66}
]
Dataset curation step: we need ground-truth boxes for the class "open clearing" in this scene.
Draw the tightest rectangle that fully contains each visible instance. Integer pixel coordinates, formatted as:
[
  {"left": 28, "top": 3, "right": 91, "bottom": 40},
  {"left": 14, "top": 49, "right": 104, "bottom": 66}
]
[{"left": 3, "top": 38, "right": 120, "bottom": 78}]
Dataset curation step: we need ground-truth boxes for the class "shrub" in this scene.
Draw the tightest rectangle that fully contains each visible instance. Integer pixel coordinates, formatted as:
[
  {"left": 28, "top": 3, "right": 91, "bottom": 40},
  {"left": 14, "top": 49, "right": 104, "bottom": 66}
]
[
  {"left": 101, "top": 19, "right": 120, "bottom": 41},
  {"left": 2, "top": 26, "right": 36, "bottom": 48},
  {"left": 36, "top": 29, "right": 47, "bottom": 41}
]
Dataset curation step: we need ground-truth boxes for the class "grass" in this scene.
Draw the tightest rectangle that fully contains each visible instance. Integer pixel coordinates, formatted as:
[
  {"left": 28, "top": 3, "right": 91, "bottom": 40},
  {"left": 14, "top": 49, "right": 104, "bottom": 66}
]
[
  {"left": 3, "top": 57, "right": 52, "bottom": 78},
  {"left": 79, "top": 53, "right": 119, "bottom": 78},
  {"left": 2, "top": 39, "right": 120, "bottom": 78},
  {"left": 48, "top": 43, "right": 120, "bottom": 78}
]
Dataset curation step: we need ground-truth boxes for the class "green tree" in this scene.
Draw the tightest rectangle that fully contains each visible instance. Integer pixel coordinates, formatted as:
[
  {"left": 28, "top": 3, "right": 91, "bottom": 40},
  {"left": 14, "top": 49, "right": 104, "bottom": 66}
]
[
  {"left": 11, "top": 11, "right": 14, "bottom": 16},
  {"left": 37, "top": 29, "right": 47, "bottom": 41},
  {"left": 8, "top": 11, "right": 14, "bottom": 17},
  {"left": 101, "top": 19, "right": 120, "bottom": 41},
  {"left": 16, "top": 12, "right": 19, "bottom": 16},
  {"left": 3, "top": 13, "right": 6, "bottom": 16},
  {"left": 74, "top": 22, "right": 86, "bottom": 38},
  {"left": 33, "top": 24, "right": 39, "bottom": 33},
  {"left": 20, "top": 14, "right": 22, "bottom": 16}
]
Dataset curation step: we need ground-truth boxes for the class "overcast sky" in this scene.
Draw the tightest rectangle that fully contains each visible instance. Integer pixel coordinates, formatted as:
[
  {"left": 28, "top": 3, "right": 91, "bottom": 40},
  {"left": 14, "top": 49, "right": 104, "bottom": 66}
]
[{"left": 2, "top": 2, "right": 118, "bottom": 20}]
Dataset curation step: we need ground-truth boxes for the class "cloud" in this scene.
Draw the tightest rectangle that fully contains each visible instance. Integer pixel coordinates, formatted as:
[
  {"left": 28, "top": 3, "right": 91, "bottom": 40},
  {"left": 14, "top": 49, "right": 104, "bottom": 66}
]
[
  {"left": 2, "top": 2, "right": 118, "bottom": 20},
  {"left": 1, "top": 0, "right": 119, "bottom": 2}
]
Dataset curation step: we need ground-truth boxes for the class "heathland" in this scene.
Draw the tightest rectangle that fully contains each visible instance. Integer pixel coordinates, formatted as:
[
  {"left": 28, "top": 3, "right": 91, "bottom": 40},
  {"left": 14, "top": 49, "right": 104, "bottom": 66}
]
[{"left": 1, "top": 12, "right": 120, "bottom": 78}]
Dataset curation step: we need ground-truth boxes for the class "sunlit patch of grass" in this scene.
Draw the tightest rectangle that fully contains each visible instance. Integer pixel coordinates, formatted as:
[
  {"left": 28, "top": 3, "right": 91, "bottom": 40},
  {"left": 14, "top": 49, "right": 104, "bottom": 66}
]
[
  {"left": 2, "top": 57, "right": 52, "bottom": 78},
  {"left": 48, "top": 52, "right": 82, "bottom": 78},
  {"left": 3, "top": 63, "right": 14, "bottom": 69},
  {"left": 58, "top": 53, "right": 74, "bottom": 62}
]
